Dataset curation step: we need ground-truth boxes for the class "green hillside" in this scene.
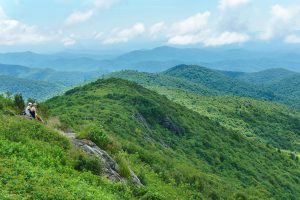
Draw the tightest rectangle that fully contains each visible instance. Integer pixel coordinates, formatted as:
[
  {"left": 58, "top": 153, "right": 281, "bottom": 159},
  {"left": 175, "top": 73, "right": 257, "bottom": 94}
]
[
  {"left": 0, "top": 75, "right": 65, "bottom": 100},
  {"left": 265, "top": 74, "right": 300, "bottom": 104},
  {"left": 45, "top": 78, "right": 300, "bottom": 199},
  {"left": 223, "top": 68, "right": 298, "bottom": 85},
  {"left": 0, "top": 95, "right": 140, "bottom": 200},
  {"left": 108, "top": 66, "right": 300, "bottom": 109},
  {"left": 164, "top": 65, "right": 277, "bottom": 100},
  {"left": 107, "top": 70, "right": 218, "bottom": 96},
  {"left": 150, "top": 86, "right": 300, "bottom": 152}
]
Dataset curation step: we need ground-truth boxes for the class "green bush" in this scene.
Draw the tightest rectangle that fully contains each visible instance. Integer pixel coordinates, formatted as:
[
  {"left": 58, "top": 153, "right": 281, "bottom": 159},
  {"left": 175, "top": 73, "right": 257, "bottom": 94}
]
[
  {"left": 14, "top": 93, "right": 25, "bottom": 113},
  {"left": 115, "top": 155, "right": 131, "bottom": 179},
  {"left": 140, "top": 192, "right": 166, "bottom": 200},
  {"left": 73, "top": 150, "right": 103, "bottom": 175},
  {"left": 78, "top": 125, "right": 110, "bottom": 150}
]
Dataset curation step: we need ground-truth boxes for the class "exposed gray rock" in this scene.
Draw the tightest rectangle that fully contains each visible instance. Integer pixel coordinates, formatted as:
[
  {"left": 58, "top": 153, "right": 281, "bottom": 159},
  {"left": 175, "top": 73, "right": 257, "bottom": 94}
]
[{"left": 61, "top": 131, "right": 142, "bottom": 186}]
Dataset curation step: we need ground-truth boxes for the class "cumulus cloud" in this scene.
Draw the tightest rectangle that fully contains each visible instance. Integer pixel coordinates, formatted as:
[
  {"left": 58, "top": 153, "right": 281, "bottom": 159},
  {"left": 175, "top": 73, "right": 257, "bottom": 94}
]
[
  {"left": 101, "top": 23, "right": 145, "bottom": 44},
  {"left": 64, "top": 10, "right": 94, "bottom": 26},
  {"left": 203, "top": 32, "right": 249, "bottom": 46},
  {"left": 219, "top": 0, "right": 250, "bottom": 11},
  {"left": 0, "top": 6, "right": 48, "bottom": 45},
  {"left": 271, "top": 4, "right": 295, "bottom": 22},
  {"left": 285, "top": 34, "right": 300, "bottom": 44},
  {"left": 65, "top": 0, "right": 119, "bottom": 26},
  {"left": 259, "top": 4, "right": 300, "bottom": 41},
  {"left": 89, "top": 0, "right": 119, "bottom": 9},
  {"left": 168, "top": 31, "right": 249, "bottom": 46},
  {"left": 62, "top": 35, "right": 76, "bottom": 46},
  {"left": 165, "top": 11, "right": 249, "bottom": 46},
  {"left": 171, "top": 12, "right": 211, "bottom": 35}
]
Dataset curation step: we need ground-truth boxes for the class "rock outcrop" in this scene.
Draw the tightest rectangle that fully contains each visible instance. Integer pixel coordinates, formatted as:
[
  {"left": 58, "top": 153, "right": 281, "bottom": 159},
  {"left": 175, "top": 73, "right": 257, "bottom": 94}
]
[{"left": 62, "top": 131, "right": 142, "bottom": 186}]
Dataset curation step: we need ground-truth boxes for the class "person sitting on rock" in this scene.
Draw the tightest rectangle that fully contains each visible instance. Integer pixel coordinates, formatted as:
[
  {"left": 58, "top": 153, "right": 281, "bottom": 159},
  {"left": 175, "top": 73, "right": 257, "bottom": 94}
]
[
  {"left": 31, "top": 103, "right": 44, "bottom": 122},
  {"left": 30, "top": 103, "right": 36, "bottom": 119},
  {"left": 25, "top": 102, "right": 33, "bottom": 118}
]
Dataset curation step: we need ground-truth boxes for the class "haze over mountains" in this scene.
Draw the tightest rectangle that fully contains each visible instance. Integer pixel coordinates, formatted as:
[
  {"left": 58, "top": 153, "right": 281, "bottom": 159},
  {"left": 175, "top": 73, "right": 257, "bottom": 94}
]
[{"left": 1, "top": 46, "right": 300, "bottom": 72}]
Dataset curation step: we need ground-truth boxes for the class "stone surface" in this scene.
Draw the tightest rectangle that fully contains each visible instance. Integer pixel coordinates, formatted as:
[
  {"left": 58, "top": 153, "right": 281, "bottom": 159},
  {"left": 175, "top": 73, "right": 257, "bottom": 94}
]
[{"left": 62, "top": 131, "right": 142, "bottom": 186}]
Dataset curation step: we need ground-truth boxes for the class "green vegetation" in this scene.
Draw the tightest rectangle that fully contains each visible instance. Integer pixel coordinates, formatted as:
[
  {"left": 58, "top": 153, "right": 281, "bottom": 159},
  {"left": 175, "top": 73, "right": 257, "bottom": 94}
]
[
  {"left": 45, "top": 78, "right": 300, "bottom": 199},
  {"left": 107, "top": 70, "right": 218, "bottom": 96},
  {"left": 222, "top": 68, "right": 298, "bottom": 85},
  {"left": 150, "top": 86, "right": 300, "bottom": 152},
  {"left": 108, "top": 65, "right": 300, "bottom": 109},
  {"left": 163, "top": 65, "right": 278, "bottom": 100},
  {"left": 0, "top": 95, "right": 166, "bottom": 200}
]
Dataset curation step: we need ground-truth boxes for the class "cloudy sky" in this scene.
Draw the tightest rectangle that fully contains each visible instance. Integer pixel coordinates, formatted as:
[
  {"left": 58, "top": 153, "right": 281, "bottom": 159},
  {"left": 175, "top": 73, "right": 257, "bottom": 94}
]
[{"left": 0, "top": 0, "right": 299, "bottom": 52}]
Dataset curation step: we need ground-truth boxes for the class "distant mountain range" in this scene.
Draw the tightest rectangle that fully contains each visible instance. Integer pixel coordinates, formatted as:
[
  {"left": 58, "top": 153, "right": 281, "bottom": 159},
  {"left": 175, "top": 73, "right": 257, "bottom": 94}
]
[
  {"left": 0, "top": 75, "right": 64, "bottom": 100},
  {"left": 1, "top": 46, "right": 300, "bottom": 72},
  {"left": 0, "top": 64, "right": 103, "bottom": 87}
]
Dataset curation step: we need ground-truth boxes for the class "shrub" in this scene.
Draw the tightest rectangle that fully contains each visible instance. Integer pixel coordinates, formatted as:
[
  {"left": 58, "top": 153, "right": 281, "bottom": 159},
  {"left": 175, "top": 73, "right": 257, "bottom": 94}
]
[
  {"left": 73, "top": 150, "right": 103, "bottom": 175},
  {"left": 78, "top": 125, "right": 110, "bottom": 150},
  {"left": 115, "top": 155, "right": 131, "bottom": 179},
  {"left": 14, "top": 93, "right": 25, "bottom": 113},
  {"left": 140, "top": 191, "right": 166, "bottom": 200}
]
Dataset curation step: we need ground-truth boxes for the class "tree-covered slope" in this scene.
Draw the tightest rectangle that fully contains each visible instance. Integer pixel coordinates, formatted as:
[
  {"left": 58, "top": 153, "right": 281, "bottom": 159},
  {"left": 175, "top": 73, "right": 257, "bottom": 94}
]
[
  {"left": 107, "top": 70, "right": 219, "bottom": 96},
  {"left": 0, "top": 75, "right": 65, "bottom": 100},
  {"left": 164, "top": 65, "right": 278, "bottom": 100},
  {"left": 222, "top": 68, "right": 298, "bottom": 85},
  {"left": 150, "top": 86, "right": 300, "bottom": 152},
  {"left": 45, "top": 78, "right": 300, "bottom": 199},
  {"left": 266, "top": 74, "right": 300, "bottom": 101}
]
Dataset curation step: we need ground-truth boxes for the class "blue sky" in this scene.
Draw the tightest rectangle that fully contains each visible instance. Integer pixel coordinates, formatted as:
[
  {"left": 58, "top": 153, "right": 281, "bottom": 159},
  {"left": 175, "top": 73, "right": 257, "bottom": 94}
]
[{"left": 0, "top": 0, "right": 299, "bottom": 52}]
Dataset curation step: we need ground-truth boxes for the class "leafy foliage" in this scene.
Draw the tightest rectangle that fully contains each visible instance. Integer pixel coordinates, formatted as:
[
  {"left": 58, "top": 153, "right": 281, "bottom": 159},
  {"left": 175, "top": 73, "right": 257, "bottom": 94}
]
[
  {"left": 151, "top": 86, "right": 300, "bottom": 151},
  {"left": 45, "top": 78, "right": 300, "bottom": 199},
  {"left": 0, "top": 96, "right": 150, "bottom": 200}
]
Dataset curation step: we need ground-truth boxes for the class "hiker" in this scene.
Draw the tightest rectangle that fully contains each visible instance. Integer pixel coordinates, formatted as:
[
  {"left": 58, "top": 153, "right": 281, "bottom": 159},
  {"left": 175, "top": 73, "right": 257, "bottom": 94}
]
[
  {"left": 31, "top": 103, "right": 44, "bottom": 122},
  {"left": 30, "top": 103, "right": 37, "bottom": 119},
  {"left": 25, "top": 102, "right": 33, "bottom": 118}
]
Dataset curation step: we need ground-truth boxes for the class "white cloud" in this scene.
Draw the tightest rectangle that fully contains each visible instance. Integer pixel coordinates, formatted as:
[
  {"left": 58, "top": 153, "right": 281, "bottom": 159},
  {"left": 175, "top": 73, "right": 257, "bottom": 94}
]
[
  {"left": 219, "top": 0, "right": 250, "bottom": 11},
  {"left": 165, "top": 11, "right": 250, "bottom": 46},
  {"left": 64, "top": 0, "right": 119, "bottom": 26},
  {"left": 0, "top": 20, "right": 48, "bottom": 45},
  {"left": 0, "top": 6, "right": 49, "bottom": 45},
  {"left": 168, "top": 31, "right": 249, "bottom": 46},
  {"left": 271, "top": 4, "right": 293, "bottom": 22},
  {"left": 203, "top": 32, "right": 249, "bottom": 46},
  {"left": 64, "top": 10, "right": 94, "bottom": 26},
  {"left": 259, "top": 4, "right": 300, "bottom": 41},
  {"left": 102, "top": 23, "right": 145, "bottom": 44},
  {"left": 285, "top": 34, "right": 300, "bottom": 44},
  {"left": 171, "top": 12, "right": 210, "bottom": 35},
  {"left": 62, "top": 36, "right": 76, "bottom": 46},
  {"left": 89, "top": 0, "right": 119, "bottom": 9}
]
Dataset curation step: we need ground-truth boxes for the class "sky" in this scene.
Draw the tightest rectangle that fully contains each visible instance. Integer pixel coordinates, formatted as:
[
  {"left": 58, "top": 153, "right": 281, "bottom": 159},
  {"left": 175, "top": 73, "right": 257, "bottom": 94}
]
[{"left": 0, "top": 0, "right": 299, "bottom": 53}]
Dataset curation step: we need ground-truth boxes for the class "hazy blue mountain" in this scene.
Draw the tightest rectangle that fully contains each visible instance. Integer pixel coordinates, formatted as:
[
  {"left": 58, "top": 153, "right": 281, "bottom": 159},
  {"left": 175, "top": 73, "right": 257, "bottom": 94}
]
[
  {"left": 0, "top": 75, "right": 64, "bottom": 100},
  {"left": 0, "top": 64, "right": 103, "bottom": 87},
  {"left": 2, "top": 46, "right": 300, "bottom": 73},
  {"left": 114, "top": 46, "right": 300, "bottom": 72},
  {"left": 0, "top": 52, "right": 107, "bottom": 72}
]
